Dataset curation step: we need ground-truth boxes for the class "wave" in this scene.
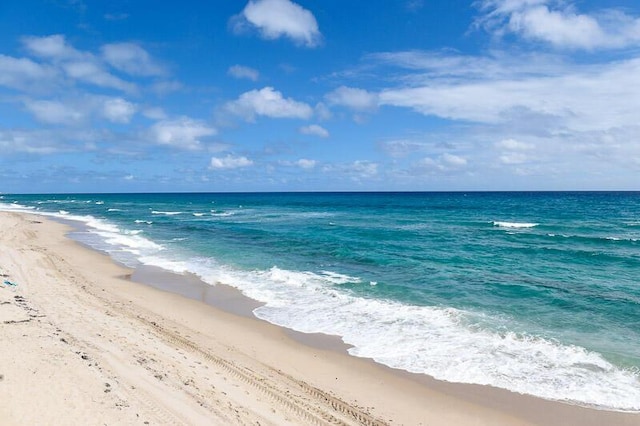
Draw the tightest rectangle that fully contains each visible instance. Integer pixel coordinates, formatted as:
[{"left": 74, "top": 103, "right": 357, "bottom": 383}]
[
  {"left": 547, "top": 233, "right": 639, "bottom": 244},
  {"left": 0, "top": 202, "right": 35, "bottom": 211},
  {"left": 107, "top": 208, "right": 123, "bottom": 212},
  {"left": 151, "top": 210, "right": 183, "bottom": 216},
  {"left": 134, "top": 254, "right": 640, "bottom": 411},
  {"left": 0, "top": 203, "right": 164, "bottom": 264},
  {"left": 134, "top": 220, "right": 153, "bottom": 225},
  {"left": 493, "top": 221, "right": 539, "bottom": 229},
  {"left": 192, "top": 213, "right": 205, "bottom": 217},
  {"left": 210, "top": 210, "right": 234, "bottom": 217}
]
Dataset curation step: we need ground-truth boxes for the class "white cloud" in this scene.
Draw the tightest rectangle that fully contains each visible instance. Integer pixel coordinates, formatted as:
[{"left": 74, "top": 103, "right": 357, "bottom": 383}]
[
  {"left": 0, "top": 128, "right": 100, "bottom": 155},
  {"left": 24, "top": 99, "right": 85, "bottom": 125},
  {"left": 22, "top": 34, "right": 79, "bottom": 60},
  {"left": 495, "top": 138, "right": 535, "bottom": 165},
  {"left": 349, "top": 160, "right": 379, "bottom": 178},
  {"left": 23, "top": 96, "right": 137, "bottom": 125},
  {"left": 151, "top": 80, "right": 183, "bottom": 95},
  {"left": 63, "top": 61, "right": 136, "bottom": 92},
  {"left": 228, "top": 64, "right": 259, "bottom": 81},
  {"left": 101, "top": 43, "right": 165, "bottom": 76},
  {"left": 325, "top": 86, "right": 379, "bottom": 111},
  {"left": 321, "top": 160, "right": 379, "bottom": 180},
  {"left": 20, "top": 35, "right": 137, "bottom": 93},
  {"left": 150, "top": 117, "right": 217, "bottom": 150},
  {"left": 299, "top": 124, "right": 329, "bottom": 138},
  {"left": 210, "top": 155, "right": 253, "bottom": 169},
  {"left": 225, "top": 86, "right": 313, "bottom": 121},
  {"left": 500, "top": 152, "right": 530, "bottom": 164},
  {"left": 233, "top": 0, "right": 322, "bottom": 47},
  {"left": 368, "top": 50, "right": 568, "bottom": 81},
  {"left": 495, "top": 138, "right": 534, "bottom": 150},
  {"left": 314, "top": 102, "right": 332, "bottom": 120},
  {"left": 0, "top": 55, "right": 58, "bottom": 91},
  {"left": 0, "top": 130, "right": 64, "bottom": 154},
  {"left": 441, "top": 153, "right": 468, "bottom": 167},
  {"left": 101, "top": 98, "right": 137, "bottom": 123},
  {"left": 296, "top": 159, "right": 316, "bottom": 169},
  {"left": 378, "top": 56, "right": 640, "bottom": 133},
  {"left": 279, "top": 158, "right": 317, "bottom": 169},
  {"left": 477, "top": 0, "right": 640, "bottom": 50},
  {"left": 379, "top": 138, "right": 428, "bottom": 158},
  {"left": 416, "top": 154, "right": 468, "bottom": 172},
  {"left": 142, "top": 107, "right": 167, "bottom": 120}
]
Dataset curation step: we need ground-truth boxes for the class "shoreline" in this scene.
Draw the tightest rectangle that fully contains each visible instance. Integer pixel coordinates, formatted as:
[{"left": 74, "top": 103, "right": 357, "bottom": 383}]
[{"left": 0, "top": 211, "right": 638, "bottom": 425}]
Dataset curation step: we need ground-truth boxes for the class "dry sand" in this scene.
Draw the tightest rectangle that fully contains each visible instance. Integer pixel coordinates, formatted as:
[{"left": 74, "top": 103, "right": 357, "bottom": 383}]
[{"left": 0, "top": 211, "right": 638, "bottom": 425}]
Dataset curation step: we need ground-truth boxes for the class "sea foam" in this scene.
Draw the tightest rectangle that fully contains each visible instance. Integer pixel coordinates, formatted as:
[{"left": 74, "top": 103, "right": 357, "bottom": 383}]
[
  {"left": 132, "top": 252, "right": 640, "bottom": 411},
  {"left": 493, "top": 221, "right": 539, "bottom": 229}
]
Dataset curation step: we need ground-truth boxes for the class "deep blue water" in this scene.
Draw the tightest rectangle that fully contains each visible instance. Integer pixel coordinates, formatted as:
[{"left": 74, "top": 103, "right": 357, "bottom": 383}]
[{"left": 2, "top": 192, "right": 639, "bottom": 410}]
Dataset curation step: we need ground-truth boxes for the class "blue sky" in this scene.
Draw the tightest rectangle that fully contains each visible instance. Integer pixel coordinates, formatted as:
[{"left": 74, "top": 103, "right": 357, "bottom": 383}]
[{"left": 1, "top": 0, "right": 640, "bottom": 192}]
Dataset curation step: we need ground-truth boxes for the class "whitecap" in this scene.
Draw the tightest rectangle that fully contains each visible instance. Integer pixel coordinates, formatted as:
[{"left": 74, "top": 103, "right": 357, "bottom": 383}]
[
  {"left": 151, "top": 210, "right": 183, "bottom": 216},
  {"left": 493, "top": 221, "right": 539, "bottom": 229}
]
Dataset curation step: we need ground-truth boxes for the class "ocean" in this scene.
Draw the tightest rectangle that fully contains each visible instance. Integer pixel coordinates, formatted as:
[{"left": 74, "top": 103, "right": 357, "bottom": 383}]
[{"left": 1, "top": 192, "right": 639, "bottom": 411}]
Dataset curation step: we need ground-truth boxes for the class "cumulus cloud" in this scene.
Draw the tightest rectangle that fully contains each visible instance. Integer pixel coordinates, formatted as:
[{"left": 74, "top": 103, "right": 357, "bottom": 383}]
[
  {"left": 225, "top": 86, "right": 313, "bottom": 121},
  {"left": 232, "top": 0, "right": 322, "bottom": 47},
  {"left": 101, "top": 43, "right": 165, "bottom": 76},
  {"left": 210, "top": 154, "right": 253, "bottom": 169},
  {"left": 325, "top": 86, "right": 379, "bottom": 111},
  {"left": 101, "top": 97, "right": 137, "bottom": 123},
  {"left": 477, "top": 0, "right": 640, "bottom": 50},
  {"left": 295, "top": 158, "right": 316, "bottom": 169},
  {"left": 299, "top": 124, "right": 329, "bottom": 138},
  {"left": 150, "top": 117, "right": 217, "bottom": 150},
  {"left": 228, "top": 64, "right": 259, "bottom": 81}
]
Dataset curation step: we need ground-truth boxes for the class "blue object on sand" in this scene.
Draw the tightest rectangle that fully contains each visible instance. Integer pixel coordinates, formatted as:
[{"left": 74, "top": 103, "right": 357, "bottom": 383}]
[{"left": 3, "top": 280, "right": 17, "bottom": 286}]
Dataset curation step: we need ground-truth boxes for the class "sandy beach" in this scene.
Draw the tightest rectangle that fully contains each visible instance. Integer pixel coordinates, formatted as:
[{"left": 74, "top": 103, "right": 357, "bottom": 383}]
[{"left": 0, "top": 211, "right": 638, "bottom": 425}]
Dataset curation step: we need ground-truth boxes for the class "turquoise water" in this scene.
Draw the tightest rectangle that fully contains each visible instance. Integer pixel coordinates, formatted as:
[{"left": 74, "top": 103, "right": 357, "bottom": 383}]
[{"left": 2, "top": 192, "right": 639, "bottom": 410}]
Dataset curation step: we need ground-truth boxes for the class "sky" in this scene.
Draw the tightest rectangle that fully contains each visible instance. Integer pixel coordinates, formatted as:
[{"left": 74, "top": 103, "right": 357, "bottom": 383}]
[{"left": 1, "top": 0, "right": 640, "bottom": 193}]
